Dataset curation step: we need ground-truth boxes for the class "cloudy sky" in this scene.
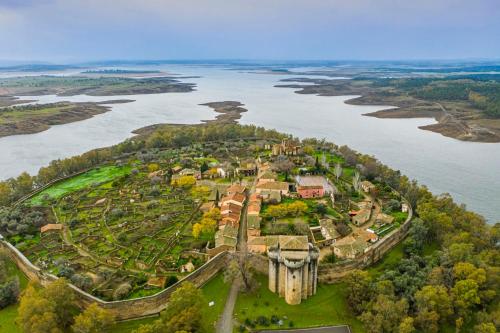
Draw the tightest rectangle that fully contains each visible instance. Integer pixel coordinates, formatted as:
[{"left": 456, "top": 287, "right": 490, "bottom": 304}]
[{"left": 0, "top": 0, "right": 499, "bottom": 62}]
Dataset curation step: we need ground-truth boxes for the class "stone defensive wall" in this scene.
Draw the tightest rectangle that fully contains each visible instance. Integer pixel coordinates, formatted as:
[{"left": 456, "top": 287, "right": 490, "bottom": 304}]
[
  {"left": 0, "top": 237, "right": 230, "bottom": 320},
  {"left": 318, "top": 203, "right": 414, "bottom": 283}
]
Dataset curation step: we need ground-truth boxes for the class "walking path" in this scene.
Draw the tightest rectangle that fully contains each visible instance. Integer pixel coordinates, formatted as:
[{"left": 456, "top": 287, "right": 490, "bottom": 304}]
[{"left": 216, "top": 280, "right": 240, "bottom": 333}]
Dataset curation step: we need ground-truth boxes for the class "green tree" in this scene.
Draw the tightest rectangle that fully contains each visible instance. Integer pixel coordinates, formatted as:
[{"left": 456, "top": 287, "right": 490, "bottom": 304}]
[
  {"left": 345, "top": 270, "right": 372, "bottom": 315},
  {"left": 17, "top": 284, "right": 62, "bottom": 333},
  {"left": 161, "top": 282, "right": 206, "bottom": 333},
  {"left": 359, "top": 295, "right": 408, "bottom": 333},
  {"left": 452, "top": 279, "right": 481, "bottom": 320},
  {"left": 43, "top": 278, "right": 78, "bottom": 328},
  {"left": 473, "top": 323, "right": 497, "bottom": 333},
  {"left": 398, "top": 317, "right": 415, "bottom": 333},
  {"left": 415, "top": 285, "right": 453, "bottom": 324},
  {"left": 72, "top": 303, "right": 115, "bottom": 333}
]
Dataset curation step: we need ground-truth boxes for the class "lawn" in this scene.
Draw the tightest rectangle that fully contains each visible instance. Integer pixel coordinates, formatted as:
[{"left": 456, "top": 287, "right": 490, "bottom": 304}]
[
  {"left": 107, "top": 273, "right": 231, "bottom": 333},
  {"left": 233, "top": 274, "right": 365, "bottom": 333},
  {"left": 107, "top": 316, "right": 158, "bottom": 333},
  {"left": 0, "top": 257, "right": 29, "bottom": 333},
  {"left": 201, "top": 273, "right": 232, "bottom": 332},
  {"left": 366, "top": 242, "right": 405, "bottom": 277},
  {"left": 30, "top": 165, "right": 131, "bottom": 206},
  {"left": 367, "top": 239, "right": 441, "bottom": 278}
]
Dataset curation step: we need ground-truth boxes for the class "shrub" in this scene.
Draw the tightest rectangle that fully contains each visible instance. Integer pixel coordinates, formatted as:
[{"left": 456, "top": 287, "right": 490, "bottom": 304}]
[
  {"left": 256, "top": 316, "right": 270, "bottom": 327},
  {"left": 0, "top": 278, "right": 20, "bottom": 309},
  {"left": 165, "top": 275, "right": 178, "bottom": 287},
  {"left": 113, "top": 282, "right": 132, "bottom": 300}
]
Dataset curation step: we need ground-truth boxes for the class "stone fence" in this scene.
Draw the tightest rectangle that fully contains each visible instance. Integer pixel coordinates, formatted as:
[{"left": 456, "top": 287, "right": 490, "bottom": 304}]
[{"left": 0, "top": 238, "right": 230, "bottom": 320}]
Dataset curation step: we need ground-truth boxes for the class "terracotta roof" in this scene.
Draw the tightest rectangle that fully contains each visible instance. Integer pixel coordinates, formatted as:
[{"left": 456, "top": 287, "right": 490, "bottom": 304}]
[
  {"left": 226, "top": 184, "right": 246, "bottom": 194},
  {"left": 221, "top": 193, "right": 246, "bottom": 205},
  {"left": 249, "top": 193, "right": 261, "bottom": 202},
  {"left": 221, "top": 212, "right": 241, "bottom": 224},
  {"left": 221, "top": 202, "right": 243, "bottom": 214},
  {"left": 248, "top": 201, "right": 261, "bottom": 214},
  {"left": 40, "top": 224, "right": 63, "bottom": 233}
]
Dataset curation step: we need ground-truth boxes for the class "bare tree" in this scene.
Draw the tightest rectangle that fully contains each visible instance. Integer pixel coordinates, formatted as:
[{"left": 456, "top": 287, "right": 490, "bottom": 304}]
[
  {"left": 353, "top": 171, "right": 361, "bottom": 192},
  {"left": 273, "top": 156, "right": 295, "bottom": 181},
  {"left": 224, "top": 253, "right": 257, "bottom": 293},
  {"left": 334, "top": 163, "right": 343, "bottom": 181}
]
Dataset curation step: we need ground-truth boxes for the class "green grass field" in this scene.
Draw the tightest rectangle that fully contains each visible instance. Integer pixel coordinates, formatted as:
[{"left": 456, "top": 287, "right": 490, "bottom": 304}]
[
  {"left": 233, "top": 275, "right": 365, "bottom": 333},
  {"left": 0, "top": 258, "right": 29, "bottom": 333},
  {"left": 29, "top": 165, "right": 131, "bottom": 206},
  {"left": 108, "top": 274, "right": 231, "bottom": 333}
]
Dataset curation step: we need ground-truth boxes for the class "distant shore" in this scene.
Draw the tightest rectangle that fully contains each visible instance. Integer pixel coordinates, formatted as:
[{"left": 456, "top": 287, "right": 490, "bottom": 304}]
[
  {"left": 276, "top": 78, "right": 500, "bottom": 143},
  {"left": 0, "top": 100, "right": 134, "bottom": 138}
]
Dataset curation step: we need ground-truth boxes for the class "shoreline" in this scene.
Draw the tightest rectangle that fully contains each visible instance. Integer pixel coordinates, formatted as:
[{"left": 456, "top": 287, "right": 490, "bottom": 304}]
[
  {"left": 276, "top": 79, "right": 500, "bottom": 143},
  {"left": 0, "top": 99, "right": 134, "bottom": 138}
]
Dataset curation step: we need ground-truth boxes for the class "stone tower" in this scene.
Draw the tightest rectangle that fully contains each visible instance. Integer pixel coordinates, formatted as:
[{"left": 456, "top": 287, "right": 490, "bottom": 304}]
[{"left": 267, "top": 236, "right": 319, "bottom": 305}]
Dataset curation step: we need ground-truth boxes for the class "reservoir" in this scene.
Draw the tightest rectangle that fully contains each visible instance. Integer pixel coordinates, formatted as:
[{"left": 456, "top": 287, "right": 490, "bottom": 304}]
[{"left": 0, "top": 65, "right": 499, "bottom": 222}]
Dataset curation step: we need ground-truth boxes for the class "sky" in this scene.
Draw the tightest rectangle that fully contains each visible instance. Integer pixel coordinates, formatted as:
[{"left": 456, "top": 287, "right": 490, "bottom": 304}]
[{"left": 0, "top": 0, "right": 499, "bottom": 62}]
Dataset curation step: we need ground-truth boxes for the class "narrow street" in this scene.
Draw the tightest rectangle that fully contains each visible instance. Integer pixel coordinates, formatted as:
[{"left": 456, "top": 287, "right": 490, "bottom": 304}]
[{"left": 216, "top": 173, "right": 259, "bottom": 333}]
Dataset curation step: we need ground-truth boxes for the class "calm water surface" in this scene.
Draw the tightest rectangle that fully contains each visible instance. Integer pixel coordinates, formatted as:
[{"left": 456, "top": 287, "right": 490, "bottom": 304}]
[{"left": 0, "top": 66, "right": 499, "bottom": 222}]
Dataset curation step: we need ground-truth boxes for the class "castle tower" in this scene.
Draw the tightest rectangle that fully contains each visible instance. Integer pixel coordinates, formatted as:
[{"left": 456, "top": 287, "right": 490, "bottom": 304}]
[{"left": 267, "top": 236, "right": 319, "bottom": 305}]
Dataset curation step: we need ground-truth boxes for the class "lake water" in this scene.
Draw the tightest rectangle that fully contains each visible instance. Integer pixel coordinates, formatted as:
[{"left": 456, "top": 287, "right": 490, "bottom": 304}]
[{"left": 1, "top": 65, "right": 499, "bottom": 222}]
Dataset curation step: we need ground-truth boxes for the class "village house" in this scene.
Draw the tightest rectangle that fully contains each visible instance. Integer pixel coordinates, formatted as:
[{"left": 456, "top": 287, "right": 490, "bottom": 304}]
[
  {"left": 176, "top": 168, "right": 201, "bottom": 180},
  {"left": 216, "top": 167, "right": 227, "bottom": 178},
  {"left": 236, "top": 162, "right": 257, "bottom": 176},
  {"left": 247, "top": 215, "right": 262, "bottom": 238},
  {"left": 171, "top": 165, "right": 183, "bottom": 174},
  {"left": 180, "top": 261, "right": 195, "bottom": 273},
  {"left": 220, "top": 202, "right": 243, "bottom": 216},
  {"left": 226, "top": 184, "right": 246, "bottom": 196},
  {"left": 255, "top": 181, "right": 290, "bottom": 196},
  {"left": 219, "top": 192, "right": 246, "bottom": 207},
  {"left": 257, "top": 171, "right": 278, "bottom": 185},
  {"left": 401, "top": 203, "right": 409, "bottom": 213},
  {"left": 40, "top": 223, "right": 63, "bottom": 234},
  {"left": 215, "top": 223, "right": 238, "bottom": 249},
  {"left": 146, "top": 276, "right": 167, "bottom": 289},
  {"left": 352, "top": 208, "right": 371, "bottom": 226},
  {"left": 332, "top": 235, "right": 369, "bottom": 259},
  {"left": 295, "top": 175, "right": 335, "bottom": 199},
  {"left": 310, "top": 218, "right": 341, "bottom": 247},
  {"left": 272, "top": 138, "right": 302, "bottom": 156}
]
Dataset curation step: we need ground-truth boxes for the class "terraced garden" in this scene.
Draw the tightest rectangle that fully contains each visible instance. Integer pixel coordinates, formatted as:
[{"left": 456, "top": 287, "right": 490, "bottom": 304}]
[{"left": 16, "top": 161, "right": 211, "bottom": 301}]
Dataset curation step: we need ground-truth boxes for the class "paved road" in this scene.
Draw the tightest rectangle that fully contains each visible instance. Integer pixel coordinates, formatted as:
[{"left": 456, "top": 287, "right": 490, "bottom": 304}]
[
  {"left": 258, "top": 325, "right": 351, "bottom": 333},
  {"left": 216, "top": 280, "right": 240, "bottom": 333}
]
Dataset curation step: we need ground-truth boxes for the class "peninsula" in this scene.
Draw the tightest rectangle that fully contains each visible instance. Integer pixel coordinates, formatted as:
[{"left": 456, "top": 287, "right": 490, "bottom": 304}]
[{"left": 0, "top": 100, "right": 133, "bottom": 137}]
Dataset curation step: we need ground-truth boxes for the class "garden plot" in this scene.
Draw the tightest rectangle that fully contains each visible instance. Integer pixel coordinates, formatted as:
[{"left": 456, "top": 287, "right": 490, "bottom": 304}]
[{"left": 17, "top": 162, "right": 210, "bottom": 301}]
